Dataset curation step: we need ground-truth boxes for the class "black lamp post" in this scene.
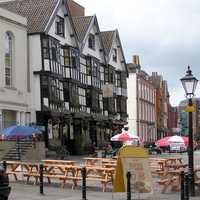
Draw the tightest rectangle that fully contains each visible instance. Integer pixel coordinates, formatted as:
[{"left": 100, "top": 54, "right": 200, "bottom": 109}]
[{"left": 180, "top": 66, "right": 198, "bottom": 196}]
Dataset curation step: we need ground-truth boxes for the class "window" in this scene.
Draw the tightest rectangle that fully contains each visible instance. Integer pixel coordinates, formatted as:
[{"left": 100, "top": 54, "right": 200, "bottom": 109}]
[
  {"left": 78, "top": 87, "right": 86, "bottom": 111},
  {"left": 116, "top": 72, "right": 121, "bottom": 87},
  {"left": 104, "top": 67, "right": 109, "bottom": 83},
  {"left": 86, "top": 57, "right": 92, "bottom": 75},
  {"left": 92, "top": 60, "right": 99, "bottom": 77},
  {"left": 41, "top": 75, "right": 49, "bottom": 98},
  {"left": 88, "top": 34, "right": 95, "bottom": 49},
  {"left": 5, "top": 32, "right": 14, "bottom": 87},
  {"left": 55, "top": 16, "right": 65, "bottom": 37},
  {"left": 70, "top": 48, "right": 79, "bottom": 68},
  {"left": 112, "top": 48, "right": 117, "bottom": 62},
  {"left": 63, "top": 47, "right": 70, "bottom": 66},
  {"left": 121, "top": 72, "right": 127, "bottom": 89},
  {"left": 42, "top": 37, "right": 49, "bottom": 59}
]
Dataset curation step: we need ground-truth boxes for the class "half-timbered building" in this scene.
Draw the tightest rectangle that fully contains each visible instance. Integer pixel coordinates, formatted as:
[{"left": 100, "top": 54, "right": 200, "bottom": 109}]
[
  {"left": 0, "top": 0, "right": 128, "bottom": 154},
  {"left": 100, "top": 30, "right": 128, "bottom": 135}
]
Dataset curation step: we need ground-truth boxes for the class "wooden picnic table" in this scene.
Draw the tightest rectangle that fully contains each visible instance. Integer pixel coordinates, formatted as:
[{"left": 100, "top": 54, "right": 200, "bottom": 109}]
[
  {"left": 6, "top": 161, "right": 22, "bottom": 180},
  {"left": 41, "top": 159, "right": 76, "bottom": 166},
  {"left": 83, "top": 157, "right": 115, "bottom": 166},
  {"left": 72, "top": 165, "right": 115, "bottom": 192},
  {"left": 158, "top": 167, "right": 200, "bottom": 193},
  {"left": 165, "top": 157, "right": 182, "bottom": 164},
  {"left": 103, "top": 163, "right": 117, "bottom": 168},
  {"left": 5, "top": 160, "right": 116, "bottom": 191},
  {"left": 165, "top": 163, "right": 188, "bottom": 170}
]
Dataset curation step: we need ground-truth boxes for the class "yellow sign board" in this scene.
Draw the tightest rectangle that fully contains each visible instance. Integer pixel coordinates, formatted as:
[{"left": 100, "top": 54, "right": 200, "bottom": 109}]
[
  {"left": 113, "top": 145, "right": 153, "bottom": 197},
  {"left": 185, "top": 105, "right": 195, "bottom": 112}
]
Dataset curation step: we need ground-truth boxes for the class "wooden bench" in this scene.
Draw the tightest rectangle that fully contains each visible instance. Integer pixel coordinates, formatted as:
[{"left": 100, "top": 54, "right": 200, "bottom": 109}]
[
  {"left": 71, "top": 166, "right": 115, "bottom": 192},
  {"left": 157, "top": 176, "right": 178, "bottom": 193},
  {"left": 23, "top": 163, "right": 77, "bottom": 187}
]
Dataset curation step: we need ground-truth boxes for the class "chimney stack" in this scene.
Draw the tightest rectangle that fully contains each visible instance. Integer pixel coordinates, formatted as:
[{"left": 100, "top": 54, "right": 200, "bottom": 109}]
[
  {"left": 132, "top": 55, "right": 140, "bottom": 66},
  {"left": 67, "top": 0, "right": 85, "bottom": 17}
]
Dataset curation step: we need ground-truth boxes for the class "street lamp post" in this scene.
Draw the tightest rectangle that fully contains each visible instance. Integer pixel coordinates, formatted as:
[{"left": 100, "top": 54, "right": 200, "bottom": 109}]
[{"left": 180, "top": 66, "right": 198, "bottom": 196}]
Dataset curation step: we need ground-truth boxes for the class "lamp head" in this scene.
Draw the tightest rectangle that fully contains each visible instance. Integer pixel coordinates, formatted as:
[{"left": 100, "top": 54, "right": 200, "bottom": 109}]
[{"left": 180, "top": 66, "right": 198, "bottom": 99}]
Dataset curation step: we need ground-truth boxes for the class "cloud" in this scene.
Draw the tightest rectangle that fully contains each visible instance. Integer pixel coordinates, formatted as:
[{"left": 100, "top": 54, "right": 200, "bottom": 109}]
[{"left": 75, "top": 0, "right": 200, "bottom": 106}]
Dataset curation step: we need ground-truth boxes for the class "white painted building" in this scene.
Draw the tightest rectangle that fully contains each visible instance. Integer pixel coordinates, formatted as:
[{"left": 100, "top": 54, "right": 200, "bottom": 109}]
[
  {"left": 0, "top": 7, "right": 31, "bottom": 129},
  {"left": 127, "top": 56, "right": 157, "bottom": 142}
]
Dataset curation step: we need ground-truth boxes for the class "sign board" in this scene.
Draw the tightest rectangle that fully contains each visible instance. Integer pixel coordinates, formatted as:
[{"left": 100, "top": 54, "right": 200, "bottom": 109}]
[
  {"left": 185, "top": 105, "right": 195, "bottom": 112},
  {"left": 113, "top": 145, "right": 153, "bottom": 199},
  {"left": 102, "top": 84, "right": 114, "bottom": 98}
]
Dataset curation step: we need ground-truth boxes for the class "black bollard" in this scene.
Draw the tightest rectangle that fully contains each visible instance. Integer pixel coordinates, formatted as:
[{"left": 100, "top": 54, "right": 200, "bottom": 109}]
[
  {"left": 17, "top": 138, "right": 21, "bottom": 160},
  {"left": 189, "top": 171, "right": 195, "bottom": 196},
  {"left": 39, "top": 164, "right": 44, "bottom": 195},
  {"left": 184, "top": 173, "right": 189, "bottom": 200},
  {"left": 126, "top": 171, "right": 131, "bottom": 200},
  {"left": 81, "top": 167, "right": 87, "bottom": 200},
  {"left": 2, "top": 161, "right": 7, "bottom": 172},
  {"left": 180, "top": 171, "right": 185, "bottom": 200}
]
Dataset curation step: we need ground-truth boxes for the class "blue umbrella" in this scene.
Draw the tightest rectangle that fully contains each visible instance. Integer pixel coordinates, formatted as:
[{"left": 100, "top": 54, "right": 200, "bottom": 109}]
[{"left": 1, "top": 125, "right": 42, "bottom": 139}]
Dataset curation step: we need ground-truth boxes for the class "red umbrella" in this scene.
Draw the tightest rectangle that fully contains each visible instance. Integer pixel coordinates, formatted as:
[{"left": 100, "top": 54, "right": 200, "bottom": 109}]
[
  {"left": 182, "top": 136, "right": 198, "bottom": 148},
  {"left": 111, "top": 132, "right": 140, "bottom": 142},
  {"left": 155, "top": 136, "right": 171, "bottom": 147},
  {"left": 155, "top": 136, "right": 197, "bottom": 148}
]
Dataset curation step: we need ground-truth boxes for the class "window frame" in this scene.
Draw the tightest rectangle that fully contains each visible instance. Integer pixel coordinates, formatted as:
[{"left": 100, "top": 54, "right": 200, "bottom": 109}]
[
  {"left": 88, "top": 33, "right": 95, "bottom": 50},
  {"left": 5, "top": 31, "right": 14, "bottom": 87},
  {"left": 55, "top": 15, "right": 65, "bottom": 37},
  {"left": 112, "top": 48, "right": 117, "bottom": 62}
]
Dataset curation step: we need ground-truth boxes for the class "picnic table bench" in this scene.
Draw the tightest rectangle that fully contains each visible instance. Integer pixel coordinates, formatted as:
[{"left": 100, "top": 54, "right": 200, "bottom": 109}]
[
  {"left": 71, "top": 165, "right": 115, "bottom": 192},
  {"left": 157, "top": 166, "right": 200, "bottom": 193}
]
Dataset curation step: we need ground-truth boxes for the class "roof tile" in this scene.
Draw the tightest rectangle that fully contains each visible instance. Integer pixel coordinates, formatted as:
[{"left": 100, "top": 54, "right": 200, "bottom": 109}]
[
  {"left": 100, "top": 31, "right": 115, "bottom": 55},
  {"left": 0, "top": 0, "right": 59, "bottom": 33},
  {"left": 72, "top": 16, "right": 93, "bottom": 42}
]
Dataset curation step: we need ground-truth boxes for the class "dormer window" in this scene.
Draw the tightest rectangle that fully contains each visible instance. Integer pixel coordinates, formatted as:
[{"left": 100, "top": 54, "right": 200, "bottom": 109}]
[
  {"left": 55, "top": 16, "right": 65, "bottom": 37},
  {"left": 88, "top": 34, "right": 95, "bottom": 50},
  {"left": 112, "top": 48, "right": 117, "bottom": 62}
]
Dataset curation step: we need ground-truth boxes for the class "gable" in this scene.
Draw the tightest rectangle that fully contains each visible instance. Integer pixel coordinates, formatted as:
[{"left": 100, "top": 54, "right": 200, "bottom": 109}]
[
  {"left": 47, "top": 3, "right": 77, "bottom": 47},
  {"left": 108, "top": 33, "right": 126, "bottom": 71},
  {"left": 81, "top": 17, "right": 105, "bottom": 64}
]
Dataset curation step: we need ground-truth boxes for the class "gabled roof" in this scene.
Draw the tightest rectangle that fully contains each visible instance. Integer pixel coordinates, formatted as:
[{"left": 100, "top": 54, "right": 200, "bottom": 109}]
[
  {"left": 100, "top": 29, "right": 128, "bottom": 76},
  {"left": 100, "top": 31, "right": 115, "bottom": 56},
  {"left": 72, "top": 15, "right": 106, "bottom": 63},
  {"left": 0, "top": 0, "right": 60, "bottom": 33},
  {"left": 72, "top": 16, "right": 93, "bottom": 42}
]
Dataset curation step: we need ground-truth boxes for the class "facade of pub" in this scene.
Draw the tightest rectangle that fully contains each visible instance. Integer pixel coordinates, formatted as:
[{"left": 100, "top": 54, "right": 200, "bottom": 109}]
[{"left": 0, "top": 0, "right": 128, "bottom": 154}]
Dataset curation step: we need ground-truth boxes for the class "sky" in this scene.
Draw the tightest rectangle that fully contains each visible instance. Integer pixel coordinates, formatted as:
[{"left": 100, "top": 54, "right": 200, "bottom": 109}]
[{"left": 75, "top": 0, "right": 200, "bottom": 106}]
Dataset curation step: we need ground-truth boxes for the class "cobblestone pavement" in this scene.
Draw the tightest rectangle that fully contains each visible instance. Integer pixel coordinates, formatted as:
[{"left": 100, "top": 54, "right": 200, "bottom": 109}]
[{"left": 7, "top": 151, "right": 200, "bottom": 200}]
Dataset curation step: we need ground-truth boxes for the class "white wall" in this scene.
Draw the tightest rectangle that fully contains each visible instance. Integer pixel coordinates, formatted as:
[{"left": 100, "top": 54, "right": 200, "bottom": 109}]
[
  {"left": 82, "top": 24, "right": 105, "bottom": 64},
  {"left": 127, "top": 73, "right": 137, "bottom": 135},
  {"left": 108, "top": 36, "right": 126, "bottom": 72},
  {"left": 48, "top": 5, "right": 76, "bottom": 47},
  {"left": 28, "top": 35, "right": 42, "bottom": 121},
  {"left": 0, "top": 8, "right": 31, "bottom": 126}
]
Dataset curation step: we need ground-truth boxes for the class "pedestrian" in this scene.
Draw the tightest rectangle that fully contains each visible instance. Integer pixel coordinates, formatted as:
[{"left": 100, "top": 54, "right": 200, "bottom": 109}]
[{"left": 90, "top": 142, "right": 97, "bottom": 157}]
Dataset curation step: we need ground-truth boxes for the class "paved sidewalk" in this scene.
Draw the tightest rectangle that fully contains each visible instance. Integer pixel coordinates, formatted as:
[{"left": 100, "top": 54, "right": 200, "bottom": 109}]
[
  {"left": 8, "top": 182, "right": 200, "bottom": 200},
  {"left": 7, "top": 152, "right": 200, "bottom": 199}
]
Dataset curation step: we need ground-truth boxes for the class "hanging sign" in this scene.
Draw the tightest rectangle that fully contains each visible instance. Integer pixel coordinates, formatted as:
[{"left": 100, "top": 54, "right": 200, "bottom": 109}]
[{"left": 102, "top": 84, "right": 114, "bottom": 97}]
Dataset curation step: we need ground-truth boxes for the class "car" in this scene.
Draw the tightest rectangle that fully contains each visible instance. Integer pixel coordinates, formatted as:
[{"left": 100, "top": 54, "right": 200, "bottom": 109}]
[{"left": 169, "top": 143, "right": 187, "bottom": 153}]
